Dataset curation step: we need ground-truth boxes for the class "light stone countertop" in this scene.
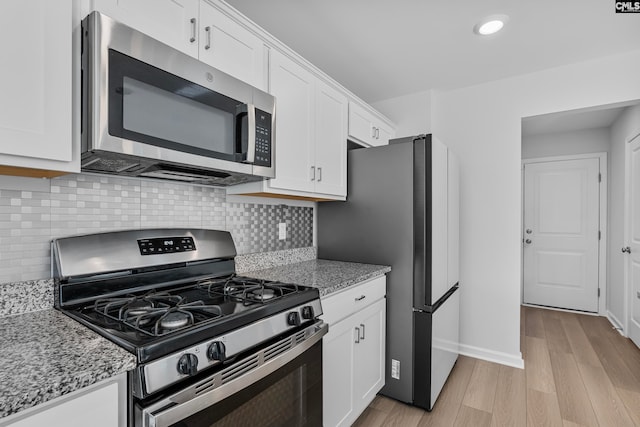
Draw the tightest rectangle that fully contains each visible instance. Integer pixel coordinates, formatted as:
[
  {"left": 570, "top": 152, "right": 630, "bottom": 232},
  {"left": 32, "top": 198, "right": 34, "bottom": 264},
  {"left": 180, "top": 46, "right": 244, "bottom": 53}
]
[
  {"left": 0, "top": 309, "right": 136, "bottom": 420},
  {"left": 244, "top": 259, "right": 391, "bottom": 297}
]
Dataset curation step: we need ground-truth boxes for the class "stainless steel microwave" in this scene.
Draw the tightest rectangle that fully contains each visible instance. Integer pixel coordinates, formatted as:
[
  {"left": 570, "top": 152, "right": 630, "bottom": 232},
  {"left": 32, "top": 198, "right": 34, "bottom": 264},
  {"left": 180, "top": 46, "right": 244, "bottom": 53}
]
[{"left": 81, "top": 12, "right": 275, "bottom": 186}]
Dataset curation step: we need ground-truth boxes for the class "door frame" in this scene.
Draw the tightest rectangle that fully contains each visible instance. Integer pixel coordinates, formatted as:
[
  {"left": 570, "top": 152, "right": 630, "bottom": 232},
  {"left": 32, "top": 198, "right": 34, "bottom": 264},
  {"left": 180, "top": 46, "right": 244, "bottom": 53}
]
[
  {"left": 624, "top": 129, "right": 640, "bottom": 337},
  {"left": 521, "top": 152, "right": 608, "bottom": 316}
]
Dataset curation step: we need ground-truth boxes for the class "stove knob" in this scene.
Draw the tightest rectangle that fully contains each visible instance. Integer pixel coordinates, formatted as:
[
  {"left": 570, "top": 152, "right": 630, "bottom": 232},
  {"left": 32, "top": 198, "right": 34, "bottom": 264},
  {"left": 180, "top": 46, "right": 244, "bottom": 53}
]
[
  {"left": 177, "top": 353, "right": 199, "bottom": 376},
  {"left": 287, "top": 311, "right": 301, "bottom": 326},
  {"left": 207, "top": 341, "right": 226, "bottom": 362},
  {"left": 301, "top": 306, "right": 314, "bottom": 320}
]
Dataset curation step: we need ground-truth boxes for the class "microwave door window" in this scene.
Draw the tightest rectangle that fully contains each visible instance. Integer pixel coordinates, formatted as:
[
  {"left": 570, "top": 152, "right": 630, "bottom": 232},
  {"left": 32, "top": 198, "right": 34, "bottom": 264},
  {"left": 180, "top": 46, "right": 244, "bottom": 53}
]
[
  {"left": 108, "top": 49, "right": 242, "bottom": 161},
  {"left": 122, "top": 77, "right": 233, "bottom": 156}
]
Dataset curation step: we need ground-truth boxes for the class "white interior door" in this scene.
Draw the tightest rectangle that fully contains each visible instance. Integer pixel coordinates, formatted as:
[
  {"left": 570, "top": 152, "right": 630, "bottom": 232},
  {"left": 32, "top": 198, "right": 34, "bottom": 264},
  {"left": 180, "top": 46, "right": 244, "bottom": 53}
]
[
  {"left": 626, "top": 133, "right": 640, "bottom": 348},
  {"left": 523, "top": 158, "right": 600, "bottom": 312}
]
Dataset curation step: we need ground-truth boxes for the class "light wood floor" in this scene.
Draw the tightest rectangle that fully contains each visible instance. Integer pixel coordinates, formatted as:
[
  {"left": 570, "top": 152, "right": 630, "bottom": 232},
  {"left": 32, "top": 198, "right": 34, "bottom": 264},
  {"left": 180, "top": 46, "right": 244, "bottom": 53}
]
[{"left": 352, "top": 305, "right": 640, "bottom": 426}]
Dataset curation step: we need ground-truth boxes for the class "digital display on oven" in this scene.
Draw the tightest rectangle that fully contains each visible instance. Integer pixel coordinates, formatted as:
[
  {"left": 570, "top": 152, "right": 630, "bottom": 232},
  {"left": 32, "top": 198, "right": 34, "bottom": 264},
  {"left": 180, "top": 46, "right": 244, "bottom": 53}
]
[{"left": 137, "top": 237, "right": 196, "bottom": 255}]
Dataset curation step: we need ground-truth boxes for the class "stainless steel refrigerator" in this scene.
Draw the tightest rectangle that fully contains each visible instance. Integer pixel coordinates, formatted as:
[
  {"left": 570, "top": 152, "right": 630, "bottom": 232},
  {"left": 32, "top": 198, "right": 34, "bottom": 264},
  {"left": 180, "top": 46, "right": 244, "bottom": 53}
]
[{"left": 317, "top": 134, "right": 460, "bottom": 410}]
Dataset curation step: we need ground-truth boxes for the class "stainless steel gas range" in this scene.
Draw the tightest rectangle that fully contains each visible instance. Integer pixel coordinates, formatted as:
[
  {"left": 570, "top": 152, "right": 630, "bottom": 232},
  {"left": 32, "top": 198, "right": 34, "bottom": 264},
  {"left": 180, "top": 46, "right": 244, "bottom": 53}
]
[{"left": 52, "top": 228, "right": 326, "bottom": 427}]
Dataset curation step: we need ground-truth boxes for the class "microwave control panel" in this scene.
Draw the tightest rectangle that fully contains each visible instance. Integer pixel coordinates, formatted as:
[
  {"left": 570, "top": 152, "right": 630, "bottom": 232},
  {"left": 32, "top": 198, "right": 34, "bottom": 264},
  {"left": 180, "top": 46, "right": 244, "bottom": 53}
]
[{"left": 254, "top": 110, "right": 272, "bottom": 167}]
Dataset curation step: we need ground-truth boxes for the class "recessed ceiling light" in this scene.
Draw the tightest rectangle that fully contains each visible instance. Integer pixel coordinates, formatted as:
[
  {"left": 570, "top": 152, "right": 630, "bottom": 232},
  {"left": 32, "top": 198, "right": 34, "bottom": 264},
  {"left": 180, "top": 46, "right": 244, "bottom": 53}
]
[{"left": 473, "top": 14, "right": 509, "bottom": 36}]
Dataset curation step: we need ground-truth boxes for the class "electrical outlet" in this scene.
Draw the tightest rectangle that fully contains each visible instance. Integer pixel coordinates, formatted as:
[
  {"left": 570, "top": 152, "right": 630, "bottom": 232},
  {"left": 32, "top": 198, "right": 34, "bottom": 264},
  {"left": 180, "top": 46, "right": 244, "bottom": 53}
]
[
  {"left": 278, "top": 223, "right": 287, "bottom": 240},
  {"left": 391, "top": 359, "right": 400, "bottom": 380}
]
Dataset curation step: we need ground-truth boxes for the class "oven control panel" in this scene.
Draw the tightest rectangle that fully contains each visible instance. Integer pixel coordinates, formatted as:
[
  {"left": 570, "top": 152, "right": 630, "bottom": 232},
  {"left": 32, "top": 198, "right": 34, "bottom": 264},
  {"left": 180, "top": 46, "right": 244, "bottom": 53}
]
[
  {"left": 137, "top": 298, "right": 324, "bottom": 397},
  {"left": 137, "top": 237, "right": 196, "bottom": 255}
]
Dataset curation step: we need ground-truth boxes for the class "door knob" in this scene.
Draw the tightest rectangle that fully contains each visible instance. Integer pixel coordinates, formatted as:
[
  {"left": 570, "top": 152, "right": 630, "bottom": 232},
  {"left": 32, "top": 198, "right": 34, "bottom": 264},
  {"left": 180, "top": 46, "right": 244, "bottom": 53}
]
[
  {"left": 525, "top": 239, "right": 532, "bottom": 244},
  {"left": 622, "top": 246, "right": 631, "bottom": 254}
]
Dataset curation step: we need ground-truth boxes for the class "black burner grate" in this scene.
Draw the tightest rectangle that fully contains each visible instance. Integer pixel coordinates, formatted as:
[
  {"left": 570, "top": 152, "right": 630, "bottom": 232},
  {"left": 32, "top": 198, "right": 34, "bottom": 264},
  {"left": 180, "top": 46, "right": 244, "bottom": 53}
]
[{"left": 94, "top": 292, "right": 223, "bottom": 337}]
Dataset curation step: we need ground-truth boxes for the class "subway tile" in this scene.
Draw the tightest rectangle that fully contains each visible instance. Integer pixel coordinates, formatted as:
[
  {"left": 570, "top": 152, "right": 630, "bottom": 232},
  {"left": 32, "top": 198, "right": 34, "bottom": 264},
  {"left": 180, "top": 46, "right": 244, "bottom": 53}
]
[{"left": 0, "top": 174, "right": 313, "bottom": 284}]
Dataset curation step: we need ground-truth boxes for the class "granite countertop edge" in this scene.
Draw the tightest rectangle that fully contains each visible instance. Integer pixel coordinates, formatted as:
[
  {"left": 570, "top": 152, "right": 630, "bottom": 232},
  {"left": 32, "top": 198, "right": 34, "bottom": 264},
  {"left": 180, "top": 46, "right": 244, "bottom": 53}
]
[
  {"left": 244, "top": 259, "right": 391, "bottom": 297},
  {"left": 0, "top": 309, "right": 137, "bottom": 420}
]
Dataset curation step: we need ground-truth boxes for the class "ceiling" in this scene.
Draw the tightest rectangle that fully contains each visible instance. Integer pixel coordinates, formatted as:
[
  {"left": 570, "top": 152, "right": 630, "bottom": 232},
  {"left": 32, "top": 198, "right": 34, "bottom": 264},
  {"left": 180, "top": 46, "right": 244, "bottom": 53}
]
[{"left": 226, "top": 0, "right": 640, "bottom": 104}]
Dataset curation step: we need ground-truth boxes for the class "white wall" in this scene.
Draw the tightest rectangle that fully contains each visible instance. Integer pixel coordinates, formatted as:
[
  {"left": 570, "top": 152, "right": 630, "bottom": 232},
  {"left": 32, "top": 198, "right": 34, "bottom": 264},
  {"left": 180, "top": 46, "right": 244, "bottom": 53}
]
[
  {"left": 428, "top": 49, "right": 640, "bottom": 367},
  {"left": 609, "top": 105, "right": 640, "bottom": 328},
  {"left": 522, "top": 127, "right": 611, "bottom": 159},
  {"left": 371, "top": 90, "right": 432, "bottom": 138}
]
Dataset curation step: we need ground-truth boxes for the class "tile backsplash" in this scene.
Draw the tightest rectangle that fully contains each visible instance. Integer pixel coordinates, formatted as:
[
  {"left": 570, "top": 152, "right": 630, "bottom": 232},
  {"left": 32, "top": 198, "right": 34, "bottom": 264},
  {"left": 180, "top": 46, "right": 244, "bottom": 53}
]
[{"left": 0, "top": 174, "right": 313, "bottom": 283}]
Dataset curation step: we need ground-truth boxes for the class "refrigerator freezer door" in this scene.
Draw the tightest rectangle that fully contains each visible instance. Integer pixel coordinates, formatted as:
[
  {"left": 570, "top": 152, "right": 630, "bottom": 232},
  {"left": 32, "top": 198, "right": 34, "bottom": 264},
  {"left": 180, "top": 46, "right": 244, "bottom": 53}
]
[
  {"left": 430, "top": 286, "right": 460, "bottom": 409},
  {"left": 412, "top": 286, "right": 459, "bottom": 410}
]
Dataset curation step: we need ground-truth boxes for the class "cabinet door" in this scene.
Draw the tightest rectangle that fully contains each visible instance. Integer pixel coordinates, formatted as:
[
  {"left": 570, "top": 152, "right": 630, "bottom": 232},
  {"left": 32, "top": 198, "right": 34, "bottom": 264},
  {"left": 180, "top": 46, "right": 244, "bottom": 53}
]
[
  {"left": 198, "top": 1, "right": 266, "bottom": 90},
  {"left": 323, "top": 315, "right": 356, "bottom": 427},
  {"left": 0, "top": 0, "right": 72, "bottom": 163},
  {"left": 6, "top": 381, "right": 120, "bottom": 427},
  {"left": 314, "top": 80, "right": 347, "bottom": 197},
  {"left": 268, "top": 50, "right": 315, "bottom": 193},
  {"left": 376, "top": 122, "right": 394, "bottom": 146},
  {"left": 353, "top": 298, "right": 386, "bottom": 412},
  {"left": 92, "top": 0, "right": 199, "bottom": 57},
  {"left": 348, "top": 102, "right": 374, "bottom": 146}
]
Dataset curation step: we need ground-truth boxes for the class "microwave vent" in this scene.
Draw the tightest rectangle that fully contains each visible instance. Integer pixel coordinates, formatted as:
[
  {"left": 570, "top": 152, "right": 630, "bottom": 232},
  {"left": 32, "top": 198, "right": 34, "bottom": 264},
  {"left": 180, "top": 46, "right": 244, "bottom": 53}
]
[
  {"left": 80, "top": 151, "right": 264, "bottom": 186},
  {"left": 82, "top": 156, "right": 143, "bottom": 174}
]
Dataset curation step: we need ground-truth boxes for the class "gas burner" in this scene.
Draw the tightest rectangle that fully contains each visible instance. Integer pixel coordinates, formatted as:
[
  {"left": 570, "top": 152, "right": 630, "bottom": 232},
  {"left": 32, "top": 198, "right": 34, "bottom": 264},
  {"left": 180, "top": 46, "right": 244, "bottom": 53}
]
[
  {"left": 247, "top": 287, "right": 277, "bottom": 301},
  {"left": 159, "top": 311, "right": 192, "bottom": 331},
  {"left": 126, "top": 299, "right": 155, "bottom": 317}
]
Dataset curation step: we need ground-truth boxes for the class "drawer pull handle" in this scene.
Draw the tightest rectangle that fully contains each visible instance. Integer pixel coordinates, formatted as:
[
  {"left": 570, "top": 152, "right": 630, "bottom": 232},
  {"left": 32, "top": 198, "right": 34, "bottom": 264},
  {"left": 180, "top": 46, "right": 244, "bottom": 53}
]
[{"left": 355, "top": 295, "right": 366, "bottom": 302}]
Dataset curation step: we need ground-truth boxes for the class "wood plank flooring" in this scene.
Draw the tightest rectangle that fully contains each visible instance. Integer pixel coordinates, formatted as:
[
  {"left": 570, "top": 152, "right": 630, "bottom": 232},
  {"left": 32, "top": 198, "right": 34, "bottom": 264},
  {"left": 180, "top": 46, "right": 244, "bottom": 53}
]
[{"left": 352, "top": 306, "right": 640, "bottom": 426}]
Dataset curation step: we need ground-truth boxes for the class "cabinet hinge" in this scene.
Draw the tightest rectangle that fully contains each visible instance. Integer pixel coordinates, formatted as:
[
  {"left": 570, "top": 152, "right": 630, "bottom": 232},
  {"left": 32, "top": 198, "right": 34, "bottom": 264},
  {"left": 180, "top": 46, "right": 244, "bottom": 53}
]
[
  {"left": 599, "top": 230, "right": 601, "bottom": 240},
  {"left": 598, "top": 288, "right": 601, "bottom": 297},
  {"left": 599, "top": 173, "right": 602, "bottom": 182}
]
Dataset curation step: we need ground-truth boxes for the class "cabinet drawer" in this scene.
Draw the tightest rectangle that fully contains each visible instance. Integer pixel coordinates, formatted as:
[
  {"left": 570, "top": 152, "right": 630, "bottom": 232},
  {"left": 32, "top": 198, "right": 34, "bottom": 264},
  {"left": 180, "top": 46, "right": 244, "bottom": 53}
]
[{"left": 321, "top": 275, "right": 386, "bottom": 326}]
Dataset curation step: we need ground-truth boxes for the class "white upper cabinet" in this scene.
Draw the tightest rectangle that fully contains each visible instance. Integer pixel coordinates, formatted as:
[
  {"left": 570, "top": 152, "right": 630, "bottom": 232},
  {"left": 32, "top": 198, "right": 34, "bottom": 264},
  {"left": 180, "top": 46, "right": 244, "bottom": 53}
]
[
  {"left": 198, "top": 1, "right": 267, "bottom": 90},
  {"left": 348, "top": 101, "right": 395, "bottom": 146},
  {"left": 229, "top": 51, "right": 348, "bottom": 200},
  {"left": 91, "top": 0, "right": 200, "bottom": 58},
  {"left": 267, "top": 50, "right": 316, "bottom": 194},
  {"left": 90, "top": 0, "right": 267, "bottom": 90},
  {"left": 0, "top": 0, "right": 78, "bottom": 176},
  {"left": 314, "top": 80, "right": 348, "bottom": 197}
]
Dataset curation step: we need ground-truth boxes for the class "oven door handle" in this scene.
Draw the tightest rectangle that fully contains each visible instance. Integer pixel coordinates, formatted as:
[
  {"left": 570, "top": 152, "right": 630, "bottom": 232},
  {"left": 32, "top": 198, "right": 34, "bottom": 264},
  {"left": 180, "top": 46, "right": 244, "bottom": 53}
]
[{"left": 139, "top": 321, "right": 328, "bottom": 427}]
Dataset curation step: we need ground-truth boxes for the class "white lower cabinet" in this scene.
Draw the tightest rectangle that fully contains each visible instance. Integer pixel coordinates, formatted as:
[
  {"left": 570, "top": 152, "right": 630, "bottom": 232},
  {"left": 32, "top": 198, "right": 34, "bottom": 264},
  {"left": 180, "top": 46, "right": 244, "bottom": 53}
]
[
  {"left": 322, "top": 276, "right": 386, "bottom": 427},
  {"left": 1, "top": 374, "right": 127, "bottom": 427}
]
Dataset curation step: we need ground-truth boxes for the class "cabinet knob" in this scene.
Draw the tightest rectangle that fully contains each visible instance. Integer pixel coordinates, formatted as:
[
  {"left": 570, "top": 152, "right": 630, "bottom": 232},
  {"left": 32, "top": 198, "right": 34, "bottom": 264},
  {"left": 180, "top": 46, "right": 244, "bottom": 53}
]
[{"left": 622, "top": 246, "right": 631, "bottom": 254}]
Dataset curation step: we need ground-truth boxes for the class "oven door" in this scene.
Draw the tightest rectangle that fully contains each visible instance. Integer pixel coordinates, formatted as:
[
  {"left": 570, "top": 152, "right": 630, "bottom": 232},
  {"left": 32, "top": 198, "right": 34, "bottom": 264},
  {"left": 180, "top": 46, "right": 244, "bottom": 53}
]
[{"left": 135, "top": 321, "right": 327, "bottom": 427}]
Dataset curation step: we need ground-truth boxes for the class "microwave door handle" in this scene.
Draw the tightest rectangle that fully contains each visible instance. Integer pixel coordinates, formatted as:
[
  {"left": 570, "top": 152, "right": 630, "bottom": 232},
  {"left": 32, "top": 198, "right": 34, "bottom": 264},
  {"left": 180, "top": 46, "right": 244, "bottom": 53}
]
[{"left": 246, "top": 104, "right": 256, "bottom": 163}]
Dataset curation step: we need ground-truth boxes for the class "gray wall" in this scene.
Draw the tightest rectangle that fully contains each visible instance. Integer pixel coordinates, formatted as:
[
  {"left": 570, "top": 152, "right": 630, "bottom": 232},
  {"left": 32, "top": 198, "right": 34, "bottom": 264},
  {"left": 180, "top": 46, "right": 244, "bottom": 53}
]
[{"left": 0, "top": 174, "right": 313, "bottom": 284}]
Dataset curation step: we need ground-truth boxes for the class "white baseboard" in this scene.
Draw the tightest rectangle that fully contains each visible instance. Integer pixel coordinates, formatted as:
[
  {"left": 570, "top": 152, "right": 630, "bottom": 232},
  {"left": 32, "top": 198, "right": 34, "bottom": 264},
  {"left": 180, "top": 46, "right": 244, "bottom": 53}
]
[
  {"left": 458, "top": 343, "right": 524, "bottom": 369},
  {"left": 606, "top": 311, "right": 625, "bottom": 336}
]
